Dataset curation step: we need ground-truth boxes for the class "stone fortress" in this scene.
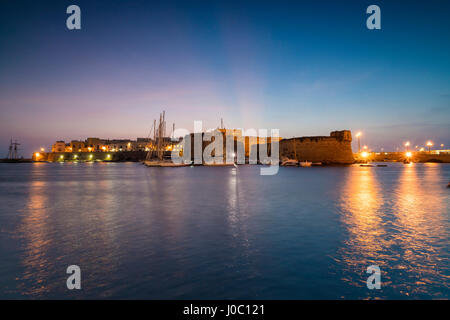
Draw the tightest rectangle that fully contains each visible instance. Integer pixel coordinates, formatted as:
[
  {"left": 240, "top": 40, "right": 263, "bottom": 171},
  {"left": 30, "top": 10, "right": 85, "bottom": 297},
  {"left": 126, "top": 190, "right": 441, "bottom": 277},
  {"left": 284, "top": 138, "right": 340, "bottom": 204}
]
[{"left": 279, "top": 130, "right": 354, "bottom": 164}]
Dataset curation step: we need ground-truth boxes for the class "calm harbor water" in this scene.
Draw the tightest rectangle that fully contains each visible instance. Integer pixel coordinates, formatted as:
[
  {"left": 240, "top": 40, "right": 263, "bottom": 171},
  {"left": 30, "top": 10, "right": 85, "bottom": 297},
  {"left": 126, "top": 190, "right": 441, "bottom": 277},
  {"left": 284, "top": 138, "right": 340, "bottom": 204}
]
[{"left": 0, "top": 162, "right": 449, "bottom": 299}]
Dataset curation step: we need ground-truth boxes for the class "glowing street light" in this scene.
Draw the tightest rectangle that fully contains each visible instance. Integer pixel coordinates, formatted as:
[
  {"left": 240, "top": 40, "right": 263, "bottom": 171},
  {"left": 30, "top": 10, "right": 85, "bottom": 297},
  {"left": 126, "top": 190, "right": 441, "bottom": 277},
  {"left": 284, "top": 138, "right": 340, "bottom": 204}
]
[
  {"left": 404, "top": 141, "right": 410, "bottom": 151},
  {"left": 426, "top": 141, "right": 433, "bottom": 152},
  {"left": 361, "top": 151, "right": 368, "bottom": 158},
  {"left": 355, "top": 132, "right": 362, "bottom": 153},
  {"left": 441, "top": 144, "right": 444, "bottom": 148},
  {"left": 40, "top": 148, "right": 45, "bottom": 152},
  {"left": 405, "top": 151, "right": 412, "bottom": 158}
]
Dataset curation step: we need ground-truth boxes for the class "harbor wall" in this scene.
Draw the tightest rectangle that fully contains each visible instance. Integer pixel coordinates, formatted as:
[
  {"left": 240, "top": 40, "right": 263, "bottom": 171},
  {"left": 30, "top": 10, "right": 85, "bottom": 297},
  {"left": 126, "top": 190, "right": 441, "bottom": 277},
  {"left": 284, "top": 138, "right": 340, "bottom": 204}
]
[
  {"left": 33, "top": 151, "right": 147, "bottom": 162},
  {"left": 358, "top": 151, "right": 450, "bottom": 163},
  {"left": 279, "top": 130, "right": 354, "bottom": 164}
]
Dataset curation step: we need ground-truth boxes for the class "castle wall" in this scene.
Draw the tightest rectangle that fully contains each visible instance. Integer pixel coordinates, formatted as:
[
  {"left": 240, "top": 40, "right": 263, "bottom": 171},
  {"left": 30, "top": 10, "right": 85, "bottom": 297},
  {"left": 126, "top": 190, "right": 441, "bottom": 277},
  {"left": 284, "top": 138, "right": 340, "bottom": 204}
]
[{"left": 280, "top": 130, "right": 354, "bottom": 164}]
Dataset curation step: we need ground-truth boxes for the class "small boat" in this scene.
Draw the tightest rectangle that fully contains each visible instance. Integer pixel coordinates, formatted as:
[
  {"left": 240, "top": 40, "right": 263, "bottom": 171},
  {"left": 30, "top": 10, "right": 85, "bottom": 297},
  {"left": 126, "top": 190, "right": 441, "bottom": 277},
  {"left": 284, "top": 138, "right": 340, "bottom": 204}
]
[
  {"left": 281, "top": 159, "right": 298, "bottom": 166},
  {"left": 360, "top": 164, "right": 375, "bottom": 167},
  {"left": 376, "top": 164, "right": 388, "bottom": 167},
  {"left": 299, "top": 161, "right": 312, "bottom": 167},
  {"left": 144, "top": 160, "right": 189, "bottom": 167},
  {"left": 204, "top": 162, "right": 235, "bottom": 166}
]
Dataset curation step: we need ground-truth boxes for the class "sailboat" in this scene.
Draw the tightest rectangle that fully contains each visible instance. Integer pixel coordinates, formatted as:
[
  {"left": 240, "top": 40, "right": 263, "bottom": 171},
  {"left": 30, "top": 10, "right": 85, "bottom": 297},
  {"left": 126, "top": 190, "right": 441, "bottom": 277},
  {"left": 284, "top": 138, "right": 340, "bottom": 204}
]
[
  {"left": 0, "top": 139, "right": 30, "bottom": 163},
  {"left": 144, "top": 111, "right": 188, "bottom": 167}
]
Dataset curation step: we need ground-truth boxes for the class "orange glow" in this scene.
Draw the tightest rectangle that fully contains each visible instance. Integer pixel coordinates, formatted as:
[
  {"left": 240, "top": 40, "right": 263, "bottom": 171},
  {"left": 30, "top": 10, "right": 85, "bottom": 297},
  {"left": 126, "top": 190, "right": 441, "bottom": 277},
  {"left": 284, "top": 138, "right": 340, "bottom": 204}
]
[
  {"left": 35, "top": 152, "right": 40, "bottom": 157},
  {"left": 355, "top": 132, "right": 362, "bottom": 138},
  {"left": 404, "top": 141, "right": 410, "bottom": 147},
  {"left": 361, "top": 151, "right": 368, "bottom": 158},
  {"left": 406, "top": 152, "right": 412, "bottom": 158},
  {"left": 426, "top": 141, "right": 433, "bottom": 147},
  {"left": 40, "top": 148, "right": 45, "bottom": 152}
]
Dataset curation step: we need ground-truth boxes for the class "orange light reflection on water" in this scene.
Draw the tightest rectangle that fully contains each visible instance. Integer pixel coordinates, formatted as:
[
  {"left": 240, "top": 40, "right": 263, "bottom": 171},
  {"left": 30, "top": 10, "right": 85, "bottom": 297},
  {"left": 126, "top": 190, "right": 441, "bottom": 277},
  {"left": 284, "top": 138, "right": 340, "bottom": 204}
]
[{"left": 336, "top": 164, "right": 449, "bottom": 298}]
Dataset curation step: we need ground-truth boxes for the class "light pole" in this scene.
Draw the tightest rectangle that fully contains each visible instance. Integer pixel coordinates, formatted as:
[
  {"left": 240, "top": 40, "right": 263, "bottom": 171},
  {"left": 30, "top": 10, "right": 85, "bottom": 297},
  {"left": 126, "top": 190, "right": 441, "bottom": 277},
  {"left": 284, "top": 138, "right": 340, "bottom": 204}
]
[
  {"left": 404, "top": 141, "right": 410, "bottom": 151},
  {"left": 427, "top": 141, "right": 433, "bottom": 152}
]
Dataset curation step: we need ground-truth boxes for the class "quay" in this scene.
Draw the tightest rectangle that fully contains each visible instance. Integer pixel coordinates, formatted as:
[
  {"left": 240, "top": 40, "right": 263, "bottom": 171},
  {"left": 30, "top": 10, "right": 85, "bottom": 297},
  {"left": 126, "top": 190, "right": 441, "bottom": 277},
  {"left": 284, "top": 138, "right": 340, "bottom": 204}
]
[{"left": 354, "top": 151, "right": 450, "bottom": 163}]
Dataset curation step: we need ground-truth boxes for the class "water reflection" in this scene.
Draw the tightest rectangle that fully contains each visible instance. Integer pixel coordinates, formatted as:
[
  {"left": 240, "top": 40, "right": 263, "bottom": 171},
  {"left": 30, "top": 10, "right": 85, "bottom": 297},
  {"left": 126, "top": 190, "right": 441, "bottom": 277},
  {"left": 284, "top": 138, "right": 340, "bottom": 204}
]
[
  {"left": 392, "top": 163, "right": 449, "bottom": 297},
  {"left": 18, "top": 179, "right": 52, "bottom": 296},
  {"left": 2, "top": 163, "right": 448, "bottom": 299},
  {"left": 337, "top": 167, "right": 390, "bottom": 294},
  {"left": 336, "top": 164, "right": 449, "bottom": 298}
]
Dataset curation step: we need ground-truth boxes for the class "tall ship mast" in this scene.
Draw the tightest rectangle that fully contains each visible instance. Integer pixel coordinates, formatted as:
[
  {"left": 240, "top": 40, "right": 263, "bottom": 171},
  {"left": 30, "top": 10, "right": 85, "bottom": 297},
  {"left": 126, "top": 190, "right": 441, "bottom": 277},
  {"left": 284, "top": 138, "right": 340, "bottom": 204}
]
[
  {"left": 144, "top": 111, "right": 187, "bottom": 167},
  {"left": 145, "top": 111, "right": 169, "bottom": 162},
  {"left": 7, "top": 139, "right": 21, "bottom": 160}
]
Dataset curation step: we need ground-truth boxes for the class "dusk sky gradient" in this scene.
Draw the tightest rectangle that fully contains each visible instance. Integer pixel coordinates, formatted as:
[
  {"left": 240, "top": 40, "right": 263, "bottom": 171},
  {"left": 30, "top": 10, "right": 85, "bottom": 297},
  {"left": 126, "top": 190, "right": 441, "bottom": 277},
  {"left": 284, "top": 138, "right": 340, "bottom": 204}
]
[{"left": 1, "top": 0, "right": 449, "bottom": 155}]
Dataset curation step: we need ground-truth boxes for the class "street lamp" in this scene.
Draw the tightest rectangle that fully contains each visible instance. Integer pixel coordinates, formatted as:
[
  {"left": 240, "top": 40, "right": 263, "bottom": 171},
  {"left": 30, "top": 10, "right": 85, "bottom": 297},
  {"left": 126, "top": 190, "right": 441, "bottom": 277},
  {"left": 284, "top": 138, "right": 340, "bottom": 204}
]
[
  {"left": 355, "top": 132, "right": 362, "bottom": 153},
  {"left": 426, "top": 141, "right": 433, "bottom": 152},
  {"left": 404, "top": 141, "right": 410, "bottom": 151}
]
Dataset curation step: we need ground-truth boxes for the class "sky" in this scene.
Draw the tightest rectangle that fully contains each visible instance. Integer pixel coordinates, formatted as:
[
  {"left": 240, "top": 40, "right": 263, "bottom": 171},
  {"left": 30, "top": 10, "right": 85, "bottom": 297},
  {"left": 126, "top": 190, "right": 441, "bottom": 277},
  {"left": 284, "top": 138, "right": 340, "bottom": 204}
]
[{"left": 0, "top": 0, "right": 449, "bottom": 156}]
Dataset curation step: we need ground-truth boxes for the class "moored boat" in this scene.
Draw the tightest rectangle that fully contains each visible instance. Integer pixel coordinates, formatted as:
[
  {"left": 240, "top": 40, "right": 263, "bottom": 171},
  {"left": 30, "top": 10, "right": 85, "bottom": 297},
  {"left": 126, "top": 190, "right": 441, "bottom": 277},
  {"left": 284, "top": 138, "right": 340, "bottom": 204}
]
[
  {"left": 299, "top": 161, "right": 312, "bottom": 167},
  {"left": 281, "top": 159, "right": 298, "bottom": 166},
  {"left": 144, "top": 160, "right": 189, "bottom": 167}
]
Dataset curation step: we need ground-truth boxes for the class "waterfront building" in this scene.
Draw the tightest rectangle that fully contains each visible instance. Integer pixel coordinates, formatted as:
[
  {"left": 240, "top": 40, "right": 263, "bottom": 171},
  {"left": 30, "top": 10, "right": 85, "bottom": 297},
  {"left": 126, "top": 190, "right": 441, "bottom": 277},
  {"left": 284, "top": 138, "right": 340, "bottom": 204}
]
[
  {"left": 86, "top": 137, "right": 103, "bottom": 152},
  {"left": 51, "top": 141, "right": 66, "bottom": 153},
  {"left": 70, "top": 140, "right": 86, "bottom": 152}
]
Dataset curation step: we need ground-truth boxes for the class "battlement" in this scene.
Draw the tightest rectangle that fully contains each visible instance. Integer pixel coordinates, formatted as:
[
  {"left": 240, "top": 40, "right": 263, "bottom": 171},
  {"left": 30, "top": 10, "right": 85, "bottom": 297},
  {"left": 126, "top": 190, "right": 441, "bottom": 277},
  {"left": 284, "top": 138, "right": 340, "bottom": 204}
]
[{"left": 330, "top": 130, "right": 352, "bottom": 142}]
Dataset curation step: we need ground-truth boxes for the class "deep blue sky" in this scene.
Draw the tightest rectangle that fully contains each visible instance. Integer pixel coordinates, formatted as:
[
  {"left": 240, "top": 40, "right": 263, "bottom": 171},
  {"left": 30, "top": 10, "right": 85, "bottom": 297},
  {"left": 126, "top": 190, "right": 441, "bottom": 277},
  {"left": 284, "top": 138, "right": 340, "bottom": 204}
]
[{"left": 0, "top": 0, "right": 449, "bottom": 155}]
